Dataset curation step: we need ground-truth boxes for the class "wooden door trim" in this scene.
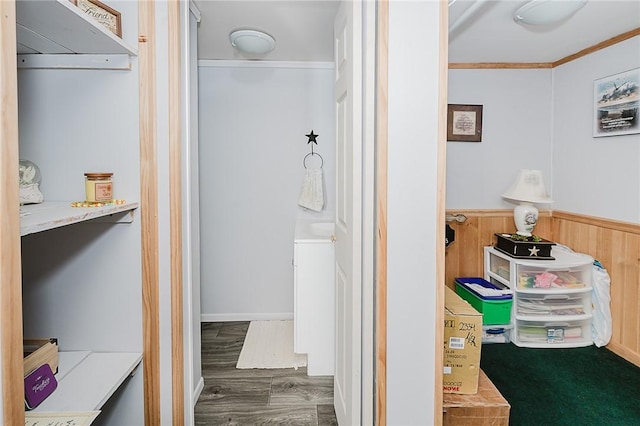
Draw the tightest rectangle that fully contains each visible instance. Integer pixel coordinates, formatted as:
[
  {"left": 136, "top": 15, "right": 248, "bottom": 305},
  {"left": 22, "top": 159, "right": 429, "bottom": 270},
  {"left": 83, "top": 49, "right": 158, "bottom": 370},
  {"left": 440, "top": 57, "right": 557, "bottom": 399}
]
[
  {"left": 0, "top": 1, "right": 25, "bottom": 424},
  {"left": 375, "top": 0, "right": 388, "bottom": 425},
  {"left": 138, "top": 1, "right": 161, "bottom": 424},
  {"left": 168, "top": 0, "right": 185, "bottom": 423},
  {"left": 434, "top": 1, "right": 448, "bottom": 424}
]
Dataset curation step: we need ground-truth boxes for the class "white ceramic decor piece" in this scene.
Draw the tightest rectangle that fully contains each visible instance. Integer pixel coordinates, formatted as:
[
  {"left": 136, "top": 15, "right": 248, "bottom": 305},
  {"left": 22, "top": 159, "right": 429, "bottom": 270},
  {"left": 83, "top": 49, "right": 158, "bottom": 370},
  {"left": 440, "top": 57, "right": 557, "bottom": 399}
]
[{"left": 19, "top": 159, "right": 44, "bottom": 205}]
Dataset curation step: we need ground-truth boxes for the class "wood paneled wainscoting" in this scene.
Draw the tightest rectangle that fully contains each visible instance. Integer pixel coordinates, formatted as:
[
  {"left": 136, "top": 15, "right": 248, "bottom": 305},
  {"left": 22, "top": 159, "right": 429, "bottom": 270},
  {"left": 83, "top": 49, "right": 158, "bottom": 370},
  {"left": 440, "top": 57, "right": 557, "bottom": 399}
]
[
  {"left": 552, "top": 211, "right": 640, "bottom": 367},
  {"left": 444, "top": 209, "right": 640, "bottom": 367},
  {"left": 444, "top": 210, "right": 553, "bottom": 287}
]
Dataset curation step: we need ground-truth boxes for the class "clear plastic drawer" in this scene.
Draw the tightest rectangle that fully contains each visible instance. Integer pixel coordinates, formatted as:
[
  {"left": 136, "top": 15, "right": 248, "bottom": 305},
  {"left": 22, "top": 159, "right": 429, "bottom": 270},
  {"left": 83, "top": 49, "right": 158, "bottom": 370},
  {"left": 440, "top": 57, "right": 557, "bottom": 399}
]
[
  {"left": 488, "top": 252, "right": 510, "bottom": 281},
  {"left": 517, "top": 292, "right": 591, "bottom": 316},
  {"left": 516, "top": 266, "right": 590, "bottom": 290},
  {"left": 516, "top": 319, "right": 591, "bottom": 345}
]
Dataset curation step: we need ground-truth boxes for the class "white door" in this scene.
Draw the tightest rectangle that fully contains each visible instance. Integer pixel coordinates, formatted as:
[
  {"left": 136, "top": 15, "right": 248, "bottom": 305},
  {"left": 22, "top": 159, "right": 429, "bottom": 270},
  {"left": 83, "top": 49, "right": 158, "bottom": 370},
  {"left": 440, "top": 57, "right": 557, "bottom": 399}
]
[{"left": 334, "top": 1, "right": 362, "bottom": 424}]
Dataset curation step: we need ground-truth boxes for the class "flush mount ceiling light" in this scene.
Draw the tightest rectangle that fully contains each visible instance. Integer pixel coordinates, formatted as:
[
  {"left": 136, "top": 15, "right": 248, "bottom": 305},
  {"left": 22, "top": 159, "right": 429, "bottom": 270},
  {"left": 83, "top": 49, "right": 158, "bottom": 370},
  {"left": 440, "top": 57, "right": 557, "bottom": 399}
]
[
  {"left": 229, "top": 29, "right": 276, "bottom": 54},
  {"left": 514, "top": 0, "right": 587, "bottom": 25}
]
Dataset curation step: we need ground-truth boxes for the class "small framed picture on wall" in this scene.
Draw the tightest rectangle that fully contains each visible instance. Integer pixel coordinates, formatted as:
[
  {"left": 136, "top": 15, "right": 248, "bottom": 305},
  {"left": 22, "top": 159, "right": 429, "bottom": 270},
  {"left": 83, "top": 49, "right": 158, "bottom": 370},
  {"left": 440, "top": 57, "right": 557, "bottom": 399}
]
[{"left": 447, "top": 104, "right": 483, "bottom": 142}]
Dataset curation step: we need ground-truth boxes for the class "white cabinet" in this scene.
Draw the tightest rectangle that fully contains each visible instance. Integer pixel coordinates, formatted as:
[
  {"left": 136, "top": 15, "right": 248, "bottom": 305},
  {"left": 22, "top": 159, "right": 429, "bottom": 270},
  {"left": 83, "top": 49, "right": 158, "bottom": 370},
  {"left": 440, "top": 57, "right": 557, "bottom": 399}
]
[
  {"left": 293, "top": 220, "right": 335, "bottom": 376},
  {"left": 484, "top": 246, "right": 594, "bottom": 348}
]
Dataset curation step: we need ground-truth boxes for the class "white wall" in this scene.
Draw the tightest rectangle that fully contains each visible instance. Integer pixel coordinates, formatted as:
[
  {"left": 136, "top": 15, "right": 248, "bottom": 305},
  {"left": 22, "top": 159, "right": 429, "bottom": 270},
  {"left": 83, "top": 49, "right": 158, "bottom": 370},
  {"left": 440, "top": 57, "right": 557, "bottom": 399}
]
[
  {"left": 447, "top": 69, "right": 553, "bottom": 209},
  {"left": 552, "top": 36, "right": 640, "bottom": 223},
  {"left": 447, "top": 37, "right": 640, "bottom": 224},
  {"left": 386, "top": 1, "right": 441, "bottom": 423},
  {"left": 198, "top": 62, "right": 335, "bottom": 320}
]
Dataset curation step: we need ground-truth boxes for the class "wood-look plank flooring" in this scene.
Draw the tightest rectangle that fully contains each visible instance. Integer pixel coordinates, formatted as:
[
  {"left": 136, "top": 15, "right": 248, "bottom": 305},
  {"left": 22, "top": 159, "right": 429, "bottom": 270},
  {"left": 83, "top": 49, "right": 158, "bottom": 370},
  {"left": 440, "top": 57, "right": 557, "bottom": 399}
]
[{"left": 195, "top": 321, "right": 338, "bottom": 425}]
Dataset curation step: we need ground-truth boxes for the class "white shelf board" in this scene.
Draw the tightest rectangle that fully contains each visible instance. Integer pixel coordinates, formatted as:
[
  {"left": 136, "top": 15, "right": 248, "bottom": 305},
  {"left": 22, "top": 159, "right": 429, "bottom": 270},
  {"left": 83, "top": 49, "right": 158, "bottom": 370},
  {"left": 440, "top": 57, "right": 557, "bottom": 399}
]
[
  {"left": 16, "top": 0, "right": 137, "bottom": 56},
  {"left": 55, "top": 350, "right": 91, "bottom": 382},
  {"left": 20, "top": 201, "right": 139, "bottom": 236},
  {"left": 33, "top": 351, "right": 142, "bottom": 412}
]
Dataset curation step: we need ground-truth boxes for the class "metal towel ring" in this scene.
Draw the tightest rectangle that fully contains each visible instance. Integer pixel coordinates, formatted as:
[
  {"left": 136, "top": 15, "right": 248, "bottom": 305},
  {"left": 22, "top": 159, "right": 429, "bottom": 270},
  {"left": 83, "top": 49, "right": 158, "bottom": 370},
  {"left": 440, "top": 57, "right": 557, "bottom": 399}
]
[{"left": 303, "top": 152, "right": 324, "bottom": 169}]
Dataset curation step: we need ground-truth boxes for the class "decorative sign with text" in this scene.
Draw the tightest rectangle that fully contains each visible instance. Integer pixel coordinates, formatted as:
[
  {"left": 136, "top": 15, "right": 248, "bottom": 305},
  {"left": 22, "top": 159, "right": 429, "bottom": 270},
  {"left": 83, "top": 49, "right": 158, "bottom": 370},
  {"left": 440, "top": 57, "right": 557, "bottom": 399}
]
[
  {"left": 74, "top": 0, "right": 122, "bottom": 38},
  {"left": 447, "top": 104, "right": 483, "bottom": 142}
]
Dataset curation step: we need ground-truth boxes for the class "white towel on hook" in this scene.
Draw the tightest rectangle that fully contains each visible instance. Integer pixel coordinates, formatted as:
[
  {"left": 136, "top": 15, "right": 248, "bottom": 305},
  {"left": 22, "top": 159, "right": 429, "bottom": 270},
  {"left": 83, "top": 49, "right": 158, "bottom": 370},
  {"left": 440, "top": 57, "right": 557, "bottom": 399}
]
[{"left": 298, "top": 168, "right": 324, "bottom": 212}]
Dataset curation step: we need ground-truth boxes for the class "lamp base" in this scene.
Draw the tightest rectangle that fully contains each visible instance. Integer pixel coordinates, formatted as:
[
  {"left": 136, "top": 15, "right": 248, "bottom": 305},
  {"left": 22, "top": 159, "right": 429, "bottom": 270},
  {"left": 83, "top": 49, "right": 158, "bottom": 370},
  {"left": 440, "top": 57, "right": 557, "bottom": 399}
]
[{"left": 513, "top": 202, "right": 538, "bottom": 237}]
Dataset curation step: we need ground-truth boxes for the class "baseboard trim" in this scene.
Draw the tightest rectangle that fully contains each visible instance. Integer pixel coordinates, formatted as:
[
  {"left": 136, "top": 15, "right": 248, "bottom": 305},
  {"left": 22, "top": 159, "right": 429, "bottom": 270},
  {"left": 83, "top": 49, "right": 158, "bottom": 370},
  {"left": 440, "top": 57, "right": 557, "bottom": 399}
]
[
  {"left": 200, "top": 312, "right": 294, "bottom": 322},
  {"left": 192, "top": 376, "right": 204, "bottom": 408},
  {"left": 606, "top": 342, "right": 640, "bottom": 368}
]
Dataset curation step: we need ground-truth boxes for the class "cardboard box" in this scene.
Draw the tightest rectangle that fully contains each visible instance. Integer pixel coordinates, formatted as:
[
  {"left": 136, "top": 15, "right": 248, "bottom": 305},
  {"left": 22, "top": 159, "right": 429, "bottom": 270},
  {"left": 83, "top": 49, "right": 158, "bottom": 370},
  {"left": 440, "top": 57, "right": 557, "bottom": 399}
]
[
  {"left": 24, "top": 338, "right": 58, "bottom": 377},
  {"left": 443, "top": 369, "right": 510, "bottom": 425},
  {"left": 443, "top": 286, "right": 482, "bottom": 394}
]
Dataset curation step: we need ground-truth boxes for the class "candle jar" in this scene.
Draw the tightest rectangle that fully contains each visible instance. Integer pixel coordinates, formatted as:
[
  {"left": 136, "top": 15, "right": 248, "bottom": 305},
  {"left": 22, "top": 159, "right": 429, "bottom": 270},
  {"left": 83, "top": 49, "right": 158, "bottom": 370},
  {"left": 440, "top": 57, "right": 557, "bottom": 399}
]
[{"left": 84, "top": 173, "right": 113, "bottom": 203}]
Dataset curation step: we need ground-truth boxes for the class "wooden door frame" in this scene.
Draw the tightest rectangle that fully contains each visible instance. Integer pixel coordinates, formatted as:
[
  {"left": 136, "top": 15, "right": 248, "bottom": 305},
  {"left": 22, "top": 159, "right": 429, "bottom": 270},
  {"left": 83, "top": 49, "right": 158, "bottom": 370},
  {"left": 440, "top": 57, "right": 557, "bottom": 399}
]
[
  {"left": 375, "top": 1, "right": 447, "bottom": 424},
  {"left": 168, "top": 0, "right": 185, "bottom": 424},
  {"left": 375, "top": 0, "right": 388, "bottom": 425},
  {"left": 434, "top": 1, "right": 448, "bottom": 423},
  {"left": 138, "top": 1, "right": 162, "bottom": 424},
  {"left": 0, "top": 1, "right": 26, "bottom": 424},
  {"left": 141, "top": 0, "right": 186, "bottom": 424}
]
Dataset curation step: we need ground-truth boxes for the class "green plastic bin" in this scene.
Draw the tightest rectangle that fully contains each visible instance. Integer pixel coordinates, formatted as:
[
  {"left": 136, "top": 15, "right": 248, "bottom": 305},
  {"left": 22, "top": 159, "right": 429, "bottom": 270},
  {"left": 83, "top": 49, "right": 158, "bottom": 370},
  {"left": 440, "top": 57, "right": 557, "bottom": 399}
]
[{"left": 455, "top": 277, "right": 512, "bottom": 325}]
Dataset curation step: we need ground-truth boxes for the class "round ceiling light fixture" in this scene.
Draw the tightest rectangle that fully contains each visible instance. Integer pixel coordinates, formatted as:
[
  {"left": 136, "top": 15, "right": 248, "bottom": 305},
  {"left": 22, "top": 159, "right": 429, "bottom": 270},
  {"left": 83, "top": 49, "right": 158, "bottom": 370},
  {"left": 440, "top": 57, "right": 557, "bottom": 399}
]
[
  {"left": 229, "top": 29, "right": 276, "bottom": 54},
  {"left": 513, "top": 0, "right": 587, "bottom": 25}
]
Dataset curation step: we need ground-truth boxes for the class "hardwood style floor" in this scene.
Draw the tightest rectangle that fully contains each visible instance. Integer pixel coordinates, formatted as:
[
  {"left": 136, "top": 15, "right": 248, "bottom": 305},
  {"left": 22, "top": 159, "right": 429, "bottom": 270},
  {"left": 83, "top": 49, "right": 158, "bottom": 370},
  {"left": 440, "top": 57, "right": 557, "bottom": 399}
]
[{"left": 195, "top": 321, "right": 338, "bottom": 425}]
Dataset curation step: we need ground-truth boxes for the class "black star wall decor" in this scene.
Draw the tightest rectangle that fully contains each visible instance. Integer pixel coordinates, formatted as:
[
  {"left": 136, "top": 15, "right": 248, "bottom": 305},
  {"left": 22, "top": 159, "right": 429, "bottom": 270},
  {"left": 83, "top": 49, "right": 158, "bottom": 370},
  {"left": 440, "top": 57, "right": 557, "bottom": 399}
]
[
  {"left": 306, "top": 130, "right": 319, "bottom": 154},
  {"left": 306, "top": 130, "right": 318, "bottom": 145}
]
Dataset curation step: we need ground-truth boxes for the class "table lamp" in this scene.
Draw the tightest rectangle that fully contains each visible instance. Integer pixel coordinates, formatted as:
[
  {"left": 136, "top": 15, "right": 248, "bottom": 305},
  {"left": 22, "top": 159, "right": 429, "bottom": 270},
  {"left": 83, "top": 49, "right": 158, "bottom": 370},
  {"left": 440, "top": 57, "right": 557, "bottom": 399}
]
[{"left": 501, "top": 169, "right": 552, "bottom": 236}]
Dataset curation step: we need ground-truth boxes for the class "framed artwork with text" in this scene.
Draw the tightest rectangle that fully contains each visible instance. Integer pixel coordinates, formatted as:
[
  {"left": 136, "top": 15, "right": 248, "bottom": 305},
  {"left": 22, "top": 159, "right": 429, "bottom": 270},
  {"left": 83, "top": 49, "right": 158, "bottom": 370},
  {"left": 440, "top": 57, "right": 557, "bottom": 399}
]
[{"left": 447, "top": 104, "right": 483, "bottom": 142}]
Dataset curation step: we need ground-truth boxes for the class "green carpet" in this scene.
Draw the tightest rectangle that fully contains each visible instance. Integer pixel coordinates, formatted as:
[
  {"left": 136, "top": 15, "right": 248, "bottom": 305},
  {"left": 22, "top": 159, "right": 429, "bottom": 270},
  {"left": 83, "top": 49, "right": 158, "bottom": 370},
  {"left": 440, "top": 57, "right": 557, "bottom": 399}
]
[{"left": 480, "top": 343, "right": 640, "bottom": 425}]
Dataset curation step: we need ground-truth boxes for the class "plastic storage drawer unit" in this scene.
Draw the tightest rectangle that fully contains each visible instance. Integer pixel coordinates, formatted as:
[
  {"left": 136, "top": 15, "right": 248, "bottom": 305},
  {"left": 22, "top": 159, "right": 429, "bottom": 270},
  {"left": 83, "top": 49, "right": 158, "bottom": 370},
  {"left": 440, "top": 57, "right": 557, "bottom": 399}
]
[
  {"left": 455, "top": 277, "right": 513, "bottom": 325},
  {"left": 516, "top": 319, "right": 591, "bottom": 346}
]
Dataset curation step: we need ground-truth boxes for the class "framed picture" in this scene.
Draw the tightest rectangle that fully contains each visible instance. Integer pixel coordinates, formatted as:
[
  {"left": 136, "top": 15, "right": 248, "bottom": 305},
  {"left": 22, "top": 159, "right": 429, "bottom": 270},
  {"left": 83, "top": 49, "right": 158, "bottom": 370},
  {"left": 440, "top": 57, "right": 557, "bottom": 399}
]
[
  {"left": 593, "top": 68, "right": 639, "bottom": 137},
  {"left": 447, "top": 104, "right": 483, "bottom": 142},
  {"left": 73, "top": 0, "right": 122, "bottom": 38}
]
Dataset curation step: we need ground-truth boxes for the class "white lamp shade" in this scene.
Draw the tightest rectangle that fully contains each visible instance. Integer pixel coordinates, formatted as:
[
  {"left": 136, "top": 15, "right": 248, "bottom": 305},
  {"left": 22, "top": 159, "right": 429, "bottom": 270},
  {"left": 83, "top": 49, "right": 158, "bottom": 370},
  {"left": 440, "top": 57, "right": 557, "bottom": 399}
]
[
  {"left": 229, "top": 29, "right": 276, "bottom": 54},
  {"left": 502, "top": 169, "right": 552, "bottom": 204},
  {"left": 514, "top": 0, "right": 587, "bottom": 25}
]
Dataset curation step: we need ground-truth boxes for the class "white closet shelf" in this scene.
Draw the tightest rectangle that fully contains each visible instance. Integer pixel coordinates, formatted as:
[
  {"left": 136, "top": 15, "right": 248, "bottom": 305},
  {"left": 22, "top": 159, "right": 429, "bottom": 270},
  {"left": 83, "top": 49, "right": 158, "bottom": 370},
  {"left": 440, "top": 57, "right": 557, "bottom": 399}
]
[
  {"left": 32, "top": 351, "right": 142, "bottom": 412},
  {"left": 16, "top": 0, "right": 137, "bottom": 56},
  {"left": 20, "top": 201, "right": 139, "bottom": 236}
]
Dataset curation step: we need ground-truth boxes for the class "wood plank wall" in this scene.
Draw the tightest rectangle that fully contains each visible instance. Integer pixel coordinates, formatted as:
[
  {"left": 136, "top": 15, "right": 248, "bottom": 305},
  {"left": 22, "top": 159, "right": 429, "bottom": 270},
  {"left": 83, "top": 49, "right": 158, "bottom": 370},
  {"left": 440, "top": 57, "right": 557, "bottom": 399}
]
[
  {"left": 444, "top": 210, "right": 552, "bottom": 288},
  {"left": 444, "top": 209, "right": 639, "bottom": 367},
  {"left": 552, "top": 211, "right": 640, "bottom": 367}
]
